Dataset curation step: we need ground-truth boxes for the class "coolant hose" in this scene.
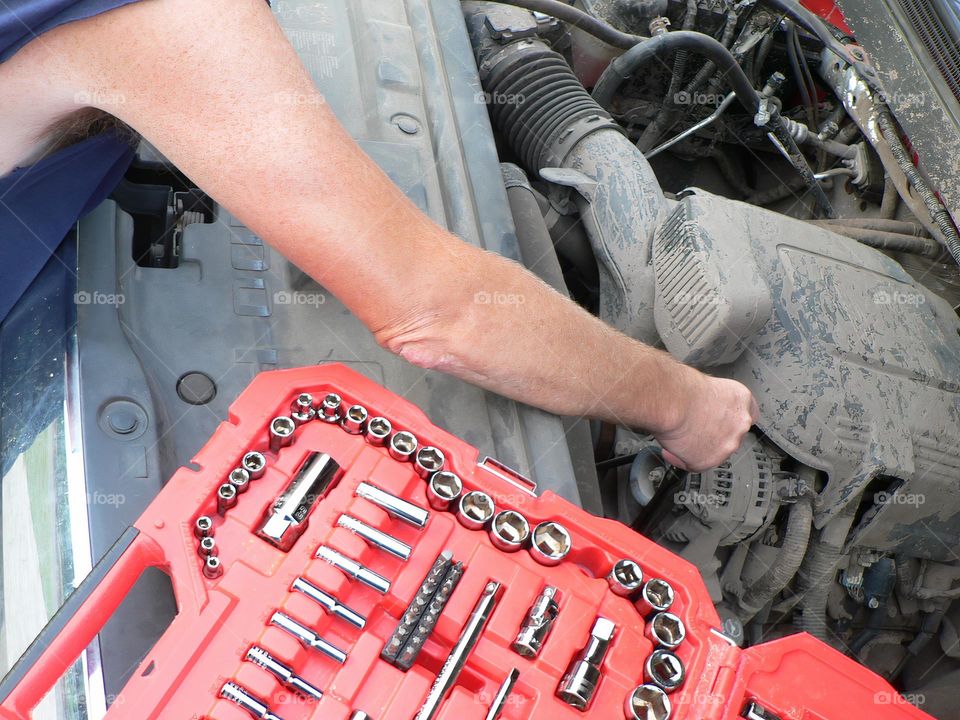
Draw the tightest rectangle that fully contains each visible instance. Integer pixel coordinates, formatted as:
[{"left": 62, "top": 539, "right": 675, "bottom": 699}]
[
  {"left": 592, "top": 30, "right": 760, "bottom": 110},
  {"left": 470, "top": 0, "right": 644, "bottom": 49},
  {"left": 793, "top": 504, "right": 857, "bottom": 644},
  {"left": 738, "top": 497, "right": 814, "bottom": 622}
]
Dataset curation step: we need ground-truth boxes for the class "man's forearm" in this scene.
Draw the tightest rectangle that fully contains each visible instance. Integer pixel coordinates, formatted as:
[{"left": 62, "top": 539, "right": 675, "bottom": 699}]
[{"left": 378, "top": 243, "right": 700, "bottom": 434}]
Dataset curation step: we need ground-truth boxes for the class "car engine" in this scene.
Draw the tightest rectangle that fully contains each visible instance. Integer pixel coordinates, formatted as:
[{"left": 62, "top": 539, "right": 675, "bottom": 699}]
[{"left": 463, "top": 1, "right": 960, "bottom": 717}]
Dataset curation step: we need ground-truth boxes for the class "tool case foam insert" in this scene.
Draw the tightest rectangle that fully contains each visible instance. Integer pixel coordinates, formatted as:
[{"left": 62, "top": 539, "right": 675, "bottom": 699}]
[{"left": 0, "top": 364, "right": 933, "bottom": 720}]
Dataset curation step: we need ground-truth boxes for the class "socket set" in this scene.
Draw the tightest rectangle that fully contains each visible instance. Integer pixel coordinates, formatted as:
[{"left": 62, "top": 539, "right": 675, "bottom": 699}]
[{"left": 0, "top": 365, "right": 933, "bottom": 720}]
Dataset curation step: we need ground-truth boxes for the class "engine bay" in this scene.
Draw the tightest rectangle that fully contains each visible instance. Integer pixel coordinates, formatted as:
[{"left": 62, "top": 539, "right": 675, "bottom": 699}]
[{"left": 464, "top": 1, "right": 960, "bottom": 717}]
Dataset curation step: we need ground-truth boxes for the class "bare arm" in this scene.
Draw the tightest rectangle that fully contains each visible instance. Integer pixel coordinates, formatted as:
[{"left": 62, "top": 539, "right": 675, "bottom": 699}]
[{"left": 16, "top": 0, "right": 756, "bottom": 469}]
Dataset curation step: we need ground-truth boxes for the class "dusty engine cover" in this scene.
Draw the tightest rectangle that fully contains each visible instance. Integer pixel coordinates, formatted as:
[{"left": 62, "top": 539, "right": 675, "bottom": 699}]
[{"left": 652, "top": 191, "right": 960, "bottom": 559}]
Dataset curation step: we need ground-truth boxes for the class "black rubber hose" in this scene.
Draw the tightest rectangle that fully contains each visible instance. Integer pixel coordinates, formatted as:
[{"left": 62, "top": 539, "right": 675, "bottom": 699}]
[
  {"left": 738, "top": 497, "right": 814, "bottom": 622},
  {"left": 793, "top": 504, "right": 857, "bottom": 644},
  {"left": 472, "top": 0, "right": 644, "bottom": 49},
  {"left": 593, "top": 30, "right": 761, "bottom": 111},
  {"left": 786, "top": 21, "right": 815, "bottom": 127},
  {"left": 877, "top": 109, "right": 960, "bottom": 266}
]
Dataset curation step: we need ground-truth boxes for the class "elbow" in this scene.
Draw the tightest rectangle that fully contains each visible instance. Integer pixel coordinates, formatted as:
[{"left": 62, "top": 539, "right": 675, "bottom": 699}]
[{"left": 373, "top": 308, "right": 464, "bottom": 373}]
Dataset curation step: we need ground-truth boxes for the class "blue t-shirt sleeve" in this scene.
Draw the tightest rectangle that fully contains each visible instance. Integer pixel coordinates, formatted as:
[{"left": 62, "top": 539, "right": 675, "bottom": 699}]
[{"left": 0, "top": 0, "right": 144, "bottom": 62}]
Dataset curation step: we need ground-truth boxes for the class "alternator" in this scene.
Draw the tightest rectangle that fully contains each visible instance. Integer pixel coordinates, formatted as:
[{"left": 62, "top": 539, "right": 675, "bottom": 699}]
[{"left": 676, "top": 434, "right": 777, "bottom": 545}]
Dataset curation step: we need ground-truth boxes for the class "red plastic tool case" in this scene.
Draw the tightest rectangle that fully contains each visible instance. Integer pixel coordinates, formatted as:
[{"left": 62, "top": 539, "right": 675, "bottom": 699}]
[{"left": 0, "top": 365, "right": 933, "bottom": 720}]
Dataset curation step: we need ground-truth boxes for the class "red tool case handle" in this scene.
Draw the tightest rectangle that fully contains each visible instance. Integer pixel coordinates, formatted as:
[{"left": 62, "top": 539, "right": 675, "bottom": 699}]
[{"left": 0, "top": 528, "right": 165, "bottom": 719}]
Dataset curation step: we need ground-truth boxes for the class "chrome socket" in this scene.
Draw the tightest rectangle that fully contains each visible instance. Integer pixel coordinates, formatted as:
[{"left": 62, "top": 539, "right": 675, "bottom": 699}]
[
  {"left": 427, "top": 471, "right": 462, "bottom": 511},
  {"left": 557, "top": 617, "right": 617, "bottom": 710},
  {"left": 257, "top": 452, "right": 342, "bottom": 552},
  {"left": 316, "top": 546, "right": 391, "bottom": 594},
  {"left": 319, "top": 393, "right": 342, "bottom": 423},
  {"left": 341, "top": 404, "right": 368, "bottom": 434},
  {"left": 292, "top": 577, "right": 367, "bottom": 629},
  {"left": 645, "top": 612, "right": 685, "bottom": 649},
  {"left": 193, "top": 515, "right": 213, "bottom": 539},
  {"left": 221, "top": 682, "right": 282, "bottom": 720},
  {"left": 644, "top": 649, "right": 685, "bottom": 693},
  {"left": 636, "top": 578, "right": 675, "bottom": 616},
  {"left": 414, "top": 446, "right": 445, "bottom": 478},
  {"left": 203, "top": 555, "right": 223, "bottom": 579},
  {"left": 355, "top": 481, "right": 429, "bottom": 528},
  {"left": 365, "top": 416, "right": 392, "bottom": 445},
  {"left": 388, "top": 430, "right": 418, "bottom": 461},
  {"left": 530, "top": 521, "right": 571, "bottom": 566},
  {"left": 197, "top": 536, "right": 217, "bottom": 557},
  {"left": 490, "top": 510, "right": 530, "bottom": 552},
  {"left": 268, "top": 416, "right": 296, "bottom": 453},
  {"left": 512, "top": 586, "right": 560, "bottom": 658},
  {"left": 607, "top": 559, "right": 644, "bottom": 598},
  {"left": 270, "top": 611, "right": 348, "bottom": 664},
  {"left": 229, "top": 467, "right": 251, "bottom": 494},
  {"left": 290, "top": 392, "right": 317, "bottom": 425},
  {"left": 217, "top": 483, "right": 238, "bottom": 515},
  {"left": 624, "top": 684, "right": 672, "bottom": 720},
  {"left": 246, "top": 645, "right": 323, "bottom": 701},
  {"left": 337, "top": 514, "right": 411, "bottom": 561},
  {"left": 242, "top": 451, "right": 266, "bottom": 480},
  {"left": 457, "top": 491, "right": 495, "bottom": 530}
]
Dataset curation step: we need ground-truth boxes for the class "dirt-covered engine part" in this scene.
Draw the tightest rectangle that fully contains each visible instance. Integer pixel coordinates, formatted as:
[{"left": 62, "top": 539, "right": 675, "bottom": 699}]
[{"left": 671, "top": 435, "right": 779, "bottom": 547}]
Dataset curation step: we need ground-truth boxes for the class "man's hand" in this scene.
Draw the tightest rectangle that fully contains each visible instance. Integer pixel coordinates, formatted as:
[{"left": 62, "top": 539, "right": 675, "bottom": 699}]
[{"left": 656, "top": 373, "right": 759, "bottom": 472}]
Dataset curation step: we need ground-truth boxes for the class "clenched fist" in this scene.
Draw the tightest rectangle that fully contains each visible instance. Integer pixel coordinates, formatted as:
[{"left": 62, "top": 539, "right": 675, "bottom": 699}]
[{"left": 656, "top": 373, "right": 759, "bottom": 472}]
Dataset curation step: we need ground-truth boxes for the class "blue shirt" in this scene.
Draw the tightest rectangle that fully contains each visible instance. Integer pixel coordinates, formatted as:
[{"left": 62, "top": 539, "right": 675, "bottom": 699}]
[{"left": 0, "top": 0, "right": 141, "bottom": 322}]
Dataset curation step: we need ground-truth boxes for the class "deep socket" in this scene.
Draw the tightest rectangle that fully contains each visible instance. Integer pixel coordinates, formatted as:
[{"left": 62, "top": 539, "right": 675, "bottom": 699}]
[
  {"left": 257, "top": 452, "right": 342, "bottom": 551},
  {"left": 337, "top": 514, "right": 411, "bottom": 560},
  {"left": 316, "top": 546, "right": 391, "bottom": 594},
  {"left": 246, "top": 646, "right": 323, "bottom": 700},
  {"left": 292, "top": 577, "right": 366, "bottom": 629},
  {"left": 355, "top": 481, "right": 429, "bottom": 528},
  {"left": 270, "top": 611, "right": 348, "bottom": 664}
]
